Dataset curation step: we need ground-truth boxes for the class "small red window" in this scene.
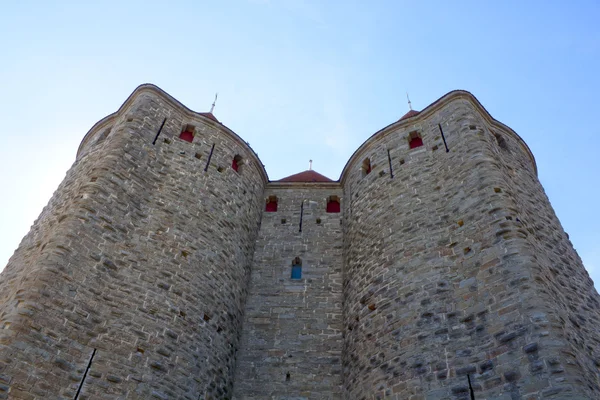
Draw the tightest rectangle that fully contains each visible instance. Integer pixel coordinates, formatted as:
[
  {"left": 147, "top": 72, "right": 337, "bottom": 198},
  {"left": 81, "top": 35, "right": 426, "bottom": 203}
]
[
  {"left": 326, "top": 196, "right": 340, "bottom": 213},
  {"left": 408, "top": 131, "right": 423, "bottom": 149},
  {"left": 409, "top": 137, "right": 423, "bottom": 149},
  {"left": 232, "top": 158, "right": 239, "bottom": 172},
  {"left": 179, "top": 125, "right": 195, "bottom": 143},
  {"left": 265, "top": 196, "right": 278, "bottom": 212},
  {"left": 179, "top": 131, "right": 193, "bottom": 143}
]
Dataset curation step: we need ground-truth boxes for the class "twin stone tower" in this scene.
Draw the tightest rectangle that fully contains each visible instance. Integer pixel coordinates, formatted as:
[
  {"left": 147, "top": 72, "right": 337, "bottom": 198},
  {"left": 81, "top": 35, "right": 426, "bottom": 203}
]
[{"left": 1, "top": 84, "right": 599, "bottom": 399}]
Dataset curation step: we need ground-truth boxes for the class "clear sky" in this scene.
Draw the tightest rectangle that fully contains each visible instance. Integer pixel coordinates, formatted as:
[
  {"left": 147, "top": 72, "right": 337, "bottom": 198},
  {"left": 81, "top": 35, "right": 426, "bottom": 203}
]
[{"left": 1, "top": 1, "right": 599, "bottom": 287}]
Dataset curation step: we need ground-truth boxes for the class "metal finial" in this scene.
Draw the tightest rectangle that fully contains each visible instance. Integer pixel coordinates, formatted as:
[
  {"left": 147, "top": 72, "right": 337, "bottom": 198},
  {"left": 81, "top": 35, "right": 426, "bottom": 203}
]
[
  {"left": 210, "top": 93, "right": 218, "bottom": 113},
  {"left": 309, "top": 160, "right": 313, "bottom": 170},
  {"left": 407, "top": 92, "right": 412, "bottom": 110}
]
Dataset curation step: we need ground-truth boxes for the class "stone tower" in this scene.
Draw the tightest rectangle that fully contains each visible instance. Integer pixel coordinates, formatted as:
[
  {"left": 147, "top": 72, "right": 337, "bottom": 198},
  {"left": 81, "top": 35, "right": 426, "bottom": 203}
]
[{"left": 0, "top": 84, "right": 598, "bottom": 399}]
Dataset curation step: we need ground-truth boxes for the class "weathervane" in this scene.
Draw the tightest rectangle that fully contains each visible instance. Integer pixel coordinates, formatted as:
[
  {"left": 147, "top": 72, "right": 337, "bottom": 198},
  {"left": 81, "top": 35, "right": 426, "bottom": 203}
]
[
  {"left": 210, "top": 93, "right": 218, "bottom": 113},
  {"left": 406, "top": 92, "right": 412, "bottom": 110},
  {"left": 309, "top": 160, "right": 313, "bottom": 170}
]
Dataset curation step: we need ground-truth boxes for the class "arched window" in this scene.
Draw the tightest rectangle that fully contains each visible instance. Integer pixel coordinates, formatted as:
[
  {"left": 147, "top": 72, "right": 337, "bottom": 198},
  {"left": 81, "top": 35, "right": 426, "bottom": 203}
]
[
  {"left": 362, "top": 158, "right": 372, "bottom": 176},
  {"left": 232, "top": 155, "right": 242, "bottom": 173},
  {"left": 291, "top": 257, "right": 302, "bottom": 279},
  {"left": 179, "top": 124, "right": 195, "bottom": 143},
  {"left": 265, "top": 196, "right": 278, "bottom": 212},
  {"left": 326, "top": 195, "right": 340, "bottom": 213},
  {"left": 408, "top": 131, "right": 423, "bottom": 149}
]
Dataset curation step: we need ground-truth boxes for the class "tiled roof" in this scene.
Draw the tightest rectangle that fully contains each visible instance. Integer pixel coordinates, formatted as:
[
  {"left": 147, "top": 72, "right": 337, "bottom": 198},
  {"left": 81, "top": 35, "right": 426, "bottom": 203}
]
[
  {"left": 277, "top": 170, "right": 333, "bottom": 183},
  {"left": 200, "top": 112, "right": 219, "bottom": 122},
  {"left": 399, "top": 109, "right": 420, "bottom": 121}
]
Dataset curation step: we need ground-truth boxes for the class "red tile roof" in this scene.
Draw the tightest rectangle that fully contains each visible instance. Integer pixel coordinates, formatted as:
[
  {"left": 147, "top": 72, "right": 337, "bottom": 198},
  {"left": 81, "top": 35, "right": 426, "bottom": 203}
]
[
  {"left": 399, "top": 109, "right": 420, "bottom": 121},
  {"left": 277, "top": 170, "right": 333, "bottom": 183},
  {"left": 200, "top": 112, "right": 219, "bottom": 122}
]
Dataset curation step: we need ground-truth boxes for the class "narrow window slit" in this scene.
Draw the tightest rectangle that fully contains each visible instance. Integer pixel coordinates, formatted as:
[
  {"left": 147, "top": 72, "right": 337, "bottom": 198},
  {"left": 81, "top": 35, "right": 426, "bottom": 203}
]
[
  {"left": 387, "top": 149, "right": 394, "bottom": 178},
  {"left": 204, "top": 144, "right": 215, "bottom": 172},
  {"left": 438, "top": 124, "right": 450, "bottom": 152},
  {"left": 152, "top": 118, "right": 167, "bottom": 145},
  {"left": 299, "top": 201, "right": 304, "bottom": 232},
  {"left": 74, "top": 348, "right": 97, "bottom": 400},
  {"left": 467, "top": 374, "right": 475, "bottom": 400}
]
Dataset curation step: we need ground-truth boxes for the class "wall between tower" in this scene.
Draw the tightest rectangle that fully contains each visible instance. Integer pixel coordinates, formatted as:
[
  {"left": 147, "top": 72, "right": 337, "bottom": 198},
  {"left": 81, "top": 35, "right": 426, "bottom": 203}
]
[
  {"left": 233, "top": 184, "right": 344, "bottom": 399},
  {"left": 341, "top": 97, "right": 596, "bottom": 399},
  {"left": 0, "top": 89, "right": 266, "bottom": 399}
]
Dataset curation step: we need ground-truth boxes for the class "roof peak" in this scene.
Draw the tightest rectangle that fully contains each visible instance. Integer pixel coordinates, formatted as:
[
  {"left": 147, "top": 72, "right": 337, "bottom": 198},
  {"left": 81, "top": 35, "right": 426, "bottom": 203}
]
[
  {"left": 277, "top": 169, "right": 333, "bottom": 183},
  {"left": 199, "top": 112, "right": 219, "bottom": 123},
  {"left": 399, "top": 109, "right": 420, "bottom": 121}
]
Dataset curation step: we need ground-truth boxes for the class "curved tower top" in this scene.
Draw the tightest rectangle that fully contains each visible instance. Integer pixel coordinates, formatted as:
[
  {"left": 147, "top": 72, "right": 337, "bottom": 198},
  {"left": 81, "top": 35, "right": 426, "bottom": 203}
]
[
  {"left": 339, "top": 90, "right": 537, "bottom": 183},
  {"left": 77, "top": 83, "right": 270, "bottom": 184}
]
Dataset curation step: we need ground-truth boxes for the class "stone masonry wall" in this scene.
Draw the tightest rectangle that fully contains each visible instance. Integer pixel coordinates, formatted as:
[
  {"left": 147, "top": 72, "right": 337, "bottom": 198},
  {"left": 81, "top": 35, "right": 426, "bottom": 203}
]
[
  {"left": 341, "top": 96, "right": 599, "bottom": 399},
  {"left": 233, "top": 184, "right": 344, "bottom": 399},
  {"left": 1, "top": 86, "right": 599, "bottom": 400},
  {"left": 0, "top": 87, "right": 266, "bottom": 399},
  {"left": 486, "top": 123, "right": 600, "bottom": 398}
]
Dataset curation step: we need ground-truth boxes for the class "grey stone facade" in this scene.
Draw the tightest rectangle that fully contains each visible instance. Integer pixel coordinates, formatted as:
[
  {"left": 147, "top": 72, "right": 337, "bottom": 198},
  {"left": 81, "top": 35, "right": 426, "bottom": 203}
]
[
  {"left": 0, "top": 84, "right": 598, "bottom": 399},
  {"left": 234, "top": 185, "right": 344, "bottom": 398}
]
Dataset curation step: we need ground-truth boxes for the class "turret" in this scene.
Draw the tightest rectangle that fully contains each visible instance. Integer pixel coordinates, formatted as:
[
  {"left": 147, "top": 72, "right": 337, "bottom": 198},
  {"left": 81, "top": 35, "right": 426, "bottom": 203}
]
[{"left": 0, "top": 84, "right": 267, "bottom": 398}]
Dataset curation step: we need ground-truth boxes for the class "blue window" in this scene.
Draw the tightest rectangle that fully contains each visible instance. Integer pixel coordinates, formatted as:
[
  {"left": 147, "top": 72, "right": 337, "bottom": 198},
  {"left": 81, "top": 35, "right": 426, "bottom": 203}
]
[
  {"left": 291, "top": 257, "right": 302, "bottom": 279},
  {"left": 291, "top": 265, "right": 302, "bottom": 279}
]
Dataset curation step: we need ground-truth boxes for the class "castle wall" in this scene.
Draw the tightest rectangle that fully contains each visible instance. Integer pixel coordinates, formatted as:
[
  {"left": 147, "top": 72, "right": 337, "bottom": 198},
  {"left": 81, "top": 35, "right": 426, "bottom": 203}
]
[
  {"left": 0, "top": 87, "right": 266, "bottom": 399},
  {"left": 340, "top": 96, "right": 599, "bottom": 399},
  {"left": 233, "top": 184, "right": 344, "bottom": 399},
  {"left": 487, "top": 123, "right": 600, "bottom": 398},
  {"left": 1, "top": 85, "right": 599, "bottom": 400}
]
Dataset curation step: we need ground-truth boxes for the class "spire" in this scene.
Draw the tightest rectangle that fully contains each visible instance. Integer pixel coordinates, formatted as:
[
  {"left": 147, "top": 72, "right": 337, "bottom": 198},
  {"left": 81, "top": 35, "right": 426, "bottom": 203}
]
[
  {"left": 209, "top": 93, "right": 218, "bottom": 113},
  {"left": 399, "top": 92, "right": 420, "bottom": 121},
  {"left": 309, "top": 160, "right": 313, "bottom": 170}
]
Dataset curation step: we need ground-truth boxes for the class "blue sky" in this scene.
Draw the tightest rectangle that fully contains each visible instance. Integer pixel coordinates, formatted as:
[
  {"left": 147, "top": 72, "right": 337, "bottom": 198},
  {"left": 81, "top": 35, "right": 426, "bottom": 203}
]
[{"left": 1, "top": 1, "right": 599, "bottom": 287}]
